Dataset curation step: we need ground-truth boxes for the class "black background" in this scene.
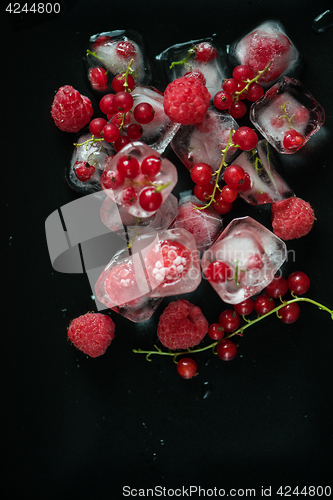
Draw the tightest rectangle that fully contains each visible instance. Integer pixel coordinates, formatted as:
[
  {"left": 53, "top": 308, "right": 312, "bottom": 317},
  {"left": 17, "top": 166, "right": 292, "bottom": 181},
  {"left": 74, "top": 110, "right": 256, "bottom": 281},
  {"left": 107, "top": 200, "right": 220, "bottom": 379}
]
[{"left": 4, "top": 1, "right": 333, "bottom": 498}]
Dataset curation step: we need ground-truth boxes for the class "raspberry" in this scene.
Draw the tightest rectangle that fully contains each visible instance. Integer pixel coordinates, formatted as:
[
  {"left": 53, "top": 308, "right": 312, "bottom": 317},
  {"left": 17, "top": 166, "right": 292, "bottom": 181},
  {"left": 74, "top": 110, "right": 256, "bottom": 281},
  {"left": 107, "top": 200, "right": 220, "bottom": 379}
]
[
  {"left": 157, "top": 300, "right": 209, "bottom": 350},
  {"left": 163, "top": 76, "right": 211, "bottom": 125},
  {"left": 271, "top": 197, "right": 315, "bottom": 240},
  {"left": 67, "top": 312, "right": 115, "bottom": 358},
  {"left": 51, "top": 85, "right": 93, "bottom": 133}
]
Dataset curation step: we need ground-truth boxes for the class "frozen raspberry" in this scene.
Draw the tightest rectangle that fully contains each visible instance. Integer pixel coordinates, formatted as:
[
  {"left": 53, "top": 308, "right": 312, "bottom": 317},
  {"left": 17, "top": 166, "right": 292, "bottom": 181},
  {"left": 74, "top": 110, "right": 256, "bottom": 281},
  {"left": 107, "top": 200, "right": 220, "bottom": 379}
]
[
  {"left": 271, "top": 197, "right": 315, "bottom": 240},
  {"left": 51, "top": 85, "right": 93, "bottom": 133},
  {"left": 67, "top": 312, "right": 115, "bottom": 358},
  {"left": 157, "top": 299, "right": 209, "bottom": 350},
  {"left": 163, "top": 76, "right": 211, "bottom": 125},
  {"left": 104, "top": 261, "right": 142, "bottom": 307}
]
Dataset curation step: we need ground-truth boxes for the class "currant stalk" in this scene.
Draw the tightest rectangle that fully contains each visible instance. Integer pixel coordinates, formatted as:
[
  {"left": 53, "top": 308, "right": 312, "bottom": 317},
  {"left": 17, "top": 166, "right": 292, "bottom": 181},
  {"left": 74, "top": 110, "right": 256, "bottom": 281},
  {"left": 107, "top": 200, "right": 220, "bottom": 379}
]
[
  {"left": 233, "top": 60, "right": 273, "bottom": 102},
  {"left": 169, "top": 47, "right": 196, "bottom": 69}
]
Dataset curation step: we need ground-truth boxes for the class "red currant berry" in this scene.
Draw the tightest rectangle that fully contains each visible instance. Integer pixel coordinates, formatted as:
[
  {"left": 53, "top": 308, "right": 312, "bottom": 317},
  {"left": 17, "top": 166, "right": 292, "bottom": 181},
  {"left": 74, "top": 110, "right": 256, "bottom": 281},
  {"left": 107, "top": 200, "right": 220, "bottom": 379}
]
[
  {"left": 100, "top": 168, "right": 125, "bottom": 190},
  {"left": 113, "top": 91, "right": 134, "bottom": 113},
  {"left": 246, "top": 82, "right": 264, "bottom": 102},
  {"left": 234, "top": 80, "right": 248, "bottom": 99},
  {"left": 133, "top": 102, "right": 155, "bottom": 124},
  {"left": 283, "top": 129, "right": 305, "bottom": 151},
  {"left": 236, "top": 172, "right": 252, "bottom": 192},
  {"left": 89, "top": 117, "right": 107, "bottom": 137},
  {"left": 287, "top": 271, "right": 310, "bottom": 296},
  {"left": 216, "top": 339, "right": 237, "bottom": 361},
  {"left": 223, "top": 165, "right": 246, "bottom": 188},
  {"left": 190, "top": 163, "right": 213, "bottom": 185},
  {"left": 208, "top": 323, "right": 225, "bottom": 340},
  {"left": 265, "top": 275, "right": 289, "bottom": 299},
  {"left": 212, "top": 192, "right": 233, "bottom": 214},
  {"left": 114, "top": 135, "right": 131, "bottom": 153},
  {"left": 112, "top": 73, "right": 135, "bottom": 93},
  {"left": 228, "top": 101, "right": 247, "bottom": 119},
  {"left": 254, "top": 295, "right": 275, "bottom": 315},
  {"left": 177, "top": 358, "right": 198, "bottom": 379},
  {"left": 193, "top": 182, "right": 214, "bottom": 202},
  {"left": 102, "top": 123, "right": 120, "bottom": 143},
  {"left": 89, "top": 67, "right": 108, "bottom": 91},
  {"left": 139, "top": 187, "right": 163, "bottom": 212},
  {"left": 232, "top": 64, "right": 254, "bottom": 82},
  {"left": 110, "top": 112, "right": 133, "bottom": 129},
  {"left": 194, "top": 42, "right": 217, "bottom": 63},
  {"left": 117, "top": 155, "right": 140, "bottom": 178},
  {"left": 245, "top": 253, "right": 264, "bottom": 270},
  {"left": 222, "top": 78, "right": 237, "bottom": 94},
  {"left": 141, "top": 155, "right": 162, "bottom": 177},
  {"left": 74, "top": 161, "right": 95, "bottom": 182},
  {"left": 218, "top": 310, "right": 241, "bottom": 332},
  {"left": 233, "top": 127, "right": 258, "bottom": 151},
  {"left": 204, "top": 261, "right": 232, "bottom": 283},
  {"left": 99, "top": 94, "right": 117, "bottom": 115},
  {"left": 92, "top": 35, "right": 112, "bottom": 51},
  {"left": 213, "top": 90, "right": 233, "bottom": 111},
  {"left": 115, "top": 41, "right": 136, "bottom": 59},
  {"left": 233, "top": 298, "right": 254, "bottom": 316},
  {"left": 279, "top": 303, "right": 301, "bottom": 324},
  {"left": 221, "top": 185, "right": 237, "bottom": 203},
  {"left": 122, "top": 186, "right": 138, "bottom": 206},
  {"left": 126, "top": 122, "right": 143, "bottom": 141}
]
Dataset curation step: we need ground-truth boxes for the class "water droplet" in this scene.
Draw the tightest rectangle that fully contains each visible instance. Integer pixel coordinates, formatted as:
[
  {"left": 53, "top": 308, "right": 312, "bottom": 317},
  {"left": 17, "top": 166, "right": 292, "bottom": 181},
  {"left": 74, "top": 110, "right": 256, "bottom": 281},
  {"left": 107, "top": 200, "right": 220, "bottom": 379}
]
[
  {"left": 304, "top": 413, "right": 308, "bottom": 418},
  {"left": 160, "top": 439, "right": 165, "bottom": 445},
  {"left": 202, "top": 381, "right": 214, "bottom": 399},
  {"left": 312, "top": 10, "right": 333, "bottom": 33}
]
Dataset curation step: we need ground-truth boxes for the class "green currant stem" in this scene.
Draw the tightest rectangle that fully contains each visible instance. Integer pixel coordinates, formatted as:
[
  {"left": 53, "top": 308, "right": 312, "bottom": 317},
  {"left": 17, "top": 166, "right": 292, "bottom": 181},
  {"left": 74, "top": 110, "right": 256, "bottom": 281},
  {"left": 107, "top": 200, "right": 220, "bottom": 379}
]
[
  {"left": 153, "top": 181, "right": 171, "bottom": 192},
  {"left": 122, "top": 58, "right": 134, "bottom": 92},
  {"left": 279, "top": 102, "right": 295, "bottom": 128},
  {"left": 169, "top": 47, "right": 196, "bottom": 69},
  {"left": 86, "top": 49, "right": 105, "bottom": 64},
  {"left": 133, "top": 296, "right": 333, "bottom": 360},
  {"left": 194, "top": 128, "right": 237, "bottom": 210},
  {"left": 73, "top": 136, "right": 104, "bottom": 149},
  {"left": 233, "top": 60, "right": 273, "bottom": 102}
]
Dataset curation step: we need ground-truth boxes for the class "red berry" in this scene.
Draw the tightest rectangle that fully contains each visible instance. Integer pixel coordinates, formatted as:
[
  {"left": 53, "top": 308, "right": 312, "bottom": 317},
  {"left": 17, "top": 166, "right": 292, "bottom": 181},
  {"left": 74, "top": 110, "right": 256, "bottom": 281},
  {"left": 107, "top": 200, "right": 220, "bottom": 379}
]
[
  {"left": 233, "top": 298, "right": 254, "bottom": 316},
  {"left": 184, "top": 70, "right": 206, "bottom": 85},
  {"left": 218, "top": 309, "right": 241, "bottom": 332},
  {"left": 114, "top": 135, "right": 131, "bottom": 153},
  {"left": 265, "top": 275, "right": 289, "bottom": 298},
  {"left": 279, "top": 303, "right": 301, "bottom": 324},
  {"left": 233, "top": 127, "right": 258, "bottom": 151},
  {"left": 100, "top": 167, "right": 124, "bottom": 190},
  {"left": 122, "top": 186, "right": 138, "bottom": 206},
  {"left": 141, "top": 155, "right": 162, "bottom": 177},
  {"left": 204, "top": 261, "right": 232, "bottom": 283},
  {"left": 223, "top": 165, "right": 246, "bottom": 188},
  {"left": 102, "top": 123, "right": 120, "bottom": 143},
  {"left": 212, "top": 192, "right": 233, "bottom": 214},
  {"left": 216, "top": 339, "right": 237, "bottom": 361},
  {"left": 51, "top": 85, "right": 93, "bottom": 133},
  {"left": 112, "top": 73, "right": 135, "bottom": 93},
  {"left": 193, "top": 182, "right": 214, "bottom": 202},
  {"left": 99, "top": 94, "right": 117, "bottom": 115},
  {"left": 194, "top": 42, "right": 217, "bottom": 63},
  {"left": 133, "top": 102, "right": 155, "bottom": 124},
  {"left": 287, "top": 271, "right": 310, "bottom": 295},
  {"left": 116, "top": 41, "right": 136, "bottom": 59},
  {"left": 208, "top": 323, "right": 225, "bottom": 340},
  {"left": 89, "top": 117, "right": 107, "bottom": 137},
  {"left": 92, "top": 35, "right": 112, "bottom": 51},
  {"left": 233, "top": 64, "right": 254, "bottom": 82},
  {"left": 213, "top": 90, "right": 233, "bottom": 110},
  {"left": 221, "top": 185, "right": 237, "bottom": 203},
  {"left": 117, "top": 155, "right": 140, "bottom": 178},
  {"left": 139, "top": 187, "right": 163, "bottom": 212},
  {"left": 236, "top": 172, "right": 252, "bottom": 192},
  {"left": 126, "top": 122, "right": 143, "bottom": 141},
  {"left": 228, "top": 101, "right": 247, "bottom": 119},
  {"left": 271, "top": 197, "right": 315, "bottom": 240},
  {"left": 246, "top": 82, "right": 264, "bottom": 102},
  {"left": 67, "top": 312, "right": 115, "bottom": 358},
  {"left": 283, "top": 129, "right": 305, "bottom": 152},
  {"left": 254, "top": 295, "right": 276, "bottom": 315},
  {"left": 113, "top": 91, "right": 134, "bottom": 113},
  {"left": 74, "top": 161, "right": 95, "bottom": 182},
  {"left": 89, "top": 67, "right": 108, "bottom": 91},
  {"left": 222, "top": 78, "right": 237, "bottom": 93},
  {"left": 110, "top": 111, "right": 133, "bottom": 129},
  {"left": 177, "top": 358, "right": 198, "bottom": 379},
  {"left": 190, "top": 163, "right": 213, "bottom": 185}
]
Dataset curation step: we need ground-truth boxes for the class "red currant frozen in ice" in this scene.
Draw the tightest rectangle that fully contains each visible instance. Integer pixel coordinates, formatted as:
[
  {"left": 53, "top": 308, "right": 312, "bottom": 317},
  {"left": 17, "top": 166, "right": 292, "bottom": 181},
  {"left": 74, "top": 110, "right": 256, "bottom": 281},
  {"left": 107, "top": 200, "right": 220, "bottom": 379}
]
[
  {"left": 287, "top": 271, "right": 310, "bottom": 295},
  {"left": 177, "top": 358, "right": 198, "bottom": 379},
  {"left": 100, "top": 168, "right": 125, "bottom": 190},
  {"left": 283, "top": 129, "right": 305, "bottom": 151},
  {"left": 141, "top": 155, "right": 162, "bottom": 177},
  {"left": 221, "top": 185, "right": 237, "bottom": 203},
  {"left": 139, "top": 187, "right": 163, "bottom": 212},
  {"left": 205, "top": 261, "right": 232, "bottom": 283},
  {"left": 89, "top": 117, "right": 107, "bottom": 137},
  {"left": 126, "top": 123, "right": 143, "bottom": 141},
  {"left": 113, "top": 91, "right": 134, "bottom": 113},
  {"left": 117, "top": 155, "right": 140, "bottom": 178},
  {"left": 99, "top": 94, "right": 117, "bottom": 116},
  {"left": 102, "top": 123, "right": 120, "bottom": 143},
  {"left": 112, "top": 73, "right": 135, "bottom": 93},
  {"left": 122, "top": 186, "right": 138, "bottom": 206},
  {"left": 190, "top": 163, "right": 213, "bottom": 185},
  {"left": 236, "top": 172, "right": 252, "bottom": 192},
  {"left": 212, "top": 192, "right": 233, "bottom": 214},
  {"left": 279, "top": 303, "right": 301, "bottom": 324},
  {"left": 194, "top": 42, "right": 217, "bottom": 63},
  {"left": 110, "top": 111, "right": 133, "bottom": 129},
  {"left": 228, "top": 101, "right": 247, "bottom": 119},
  {"left": 74, "top": 161, "right": 95, "bottom": 182},
  {"left": 133, "top": 102, "right": 155, "bottom": 124},
  {"left": 213, "top": 90, "right": 233, "bottom": 111},
  {"left": 89, "top": 67, "right": 108, "bottom": 91},
  {"left": 233, "top": 298, "right": 254, "bottom": 316},
  {"left": 232, "top": 64, "right": 254, "bottom": 82},
  {"left": 254, "top": 295, "right": 275, "bottom": 315},
  {"left": 222, "top": 78, "right": 237, "bottom": 94},
  {"left": 233, "top": 127, "right": 258, "bottom": 151},
  {"left": 116, "top": 41, "right": 136, "bottom": 59},
  {"left": 218, "top": 310, "right": 241, "bottom": 332},
  {"left": 114, "top": 135, "right": 131, "bottom": 153},
  {"left": 223, "top": 165, "right": 246, "bottom": 188},
  {"left": 92, "top": 35, "right": 112, "bottom": 51},
  {"left": 216, "top": 339, "right": 237, "bottom": 361},
  {"left": 265, "top": 275, "right": 289, "bottom": 298},
  {"left": 208, "top": 323, "right": 225, "bottom": 340},
  {"left": 193, "top": 182, "right": 214, "bottom": 202},
  {"left": 246, "top": 82, "right": 264, "bottom": 102},
  {"left": 245, "top": 253, "right": 264, "bottom": 270}
]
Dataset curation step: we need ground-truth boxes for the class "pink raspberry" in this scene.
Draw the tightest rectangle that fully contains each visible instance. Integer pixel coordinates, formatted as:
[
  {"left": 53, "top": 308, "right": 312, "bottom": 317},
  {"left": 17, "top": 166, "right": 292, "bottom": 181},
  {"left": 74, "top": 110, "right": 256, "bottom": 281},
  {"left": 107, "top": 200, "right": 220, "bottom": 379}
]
[
  {"left": 271, "top": 197, "right": 315, "bottom": 240},
  {"left": 157, "top": 300, "right": 209, "bottom": 350},
  {"left": 67, "top": 312, "right": 115, "bottom": 358},
  {"left": 51, "top": 85, "right": 93, "bottom": 133},
  {"left": 163, "top": 76, "right": 211, "bottom": 125}
]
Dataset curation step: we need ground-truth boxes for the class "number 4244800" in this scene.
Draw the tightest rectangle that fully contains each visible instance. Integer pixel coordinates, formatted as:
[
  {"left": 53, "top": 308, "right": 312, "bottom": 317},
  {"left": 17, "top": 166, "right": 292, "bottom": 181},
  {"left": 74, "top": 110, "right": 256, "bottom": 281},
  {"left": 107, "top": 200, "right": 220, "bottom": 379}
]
[{"left": 6, "top": 3, "right": 61, "bottom": 14}]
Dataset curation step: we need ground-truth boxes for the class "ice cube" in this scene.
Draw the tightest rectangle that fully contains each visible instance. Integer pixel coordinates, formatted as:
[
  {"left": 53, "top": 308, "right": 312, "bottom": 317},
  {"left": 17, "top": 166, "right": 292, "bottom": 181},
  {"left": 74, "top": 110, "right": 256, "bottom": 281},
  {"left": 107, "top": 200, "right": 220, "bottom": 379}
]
[
  {"left": 95, "top": 247, "right": 163, "bottom": 323},
  {"left": 170, "top": 193, "right": 223, "bottom": 254},
  {"left": 86, "top": 29, "right": 152, "bottom": 92},
  {"left": 229, "top": 139, "right": 295, "bottom": 204},
  {"left": 201, "top": 216, "right": 287, "bottom": 304},
  {"left": 250, "top": 77, "right": 325, "bottom": 154},
  {"left": 102, "top": 141, "right": 178, "bottom": 218},
  {"left": 100, "top": 193, "right": 179, "bottom": 241},
  {"left": 67, "top": 131, "right": 115, "bottom": 193},
  {"left": 227, "top": 20, "right": 301, "bottom": 87},
  {"left": 131, "top": 228, "right": 202, "bottom": 298},
  {"left": 156, "top": 37, "right": 229, "bottom": 97},
  {"left": 171, "top": 107, "right": 239, "bottom": 174}
]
